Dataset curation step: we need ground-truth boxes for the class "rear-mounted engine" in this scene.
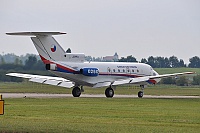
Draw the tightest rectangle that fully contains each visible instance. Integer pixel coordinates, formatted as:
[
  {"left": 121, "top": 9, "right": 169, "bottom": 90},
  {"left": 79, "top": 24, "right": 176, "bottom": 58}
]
[{"left": 80, "top": 68, "right": 99, "bottom": 77}]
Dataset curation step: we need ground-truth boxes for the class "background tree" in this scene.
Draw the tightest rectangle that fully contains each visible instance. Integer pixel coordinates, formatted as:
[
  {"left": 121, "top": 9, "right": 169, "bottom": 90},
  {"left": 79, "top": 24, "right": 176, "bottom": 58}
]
[
  {"left": 147, "top": 56, "right": 156, "bottom": 68},
  {"left": 164, "top": 57, "right": 170, "bottom": 68},
  {"left": 0, "top": 57, "right": 5, "bottom": 64},
  {"left": 24, "top": 55, "right": 38, "bottom": 70},
  {"left": 169, "top": 56, "right": 180, "bottom": 67},
  {"left": 160, "top": 77, "right": 176, "bottom": 84},
  {"left": 176, "top": 76, "right": 188, "bottom": 86},
  {"left": 119, "top": 55, "right": 137, "bottom": 62},
  {"left": 126, "top": 55, "right": 137, "bottom": 62},
  {"left": 141, "top": 58, "right": 147, "bottom": 64},
  {"left": 192, "top": 75, "right": 200, "bottom": 85},
  {"left": 14, "top": 58, "right": 22, "bottom": 65},
  {"left": 179, "top": 59, "right": 186, "bottom": 67},
  {"left": 188, "top": 56, "right": 200, "bottom": 68}
]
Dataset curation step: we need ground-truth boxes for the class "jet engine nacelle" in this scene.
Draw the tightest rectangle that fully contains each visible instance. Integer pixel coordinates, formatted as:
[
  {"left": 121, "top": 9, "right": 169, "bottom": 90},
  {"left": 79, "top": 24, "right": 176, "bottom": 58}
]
[
  {"left": 80, "top": 68, "right": 99, "bottom": 77},
  {"left": 46, "top": 64, "right": 57, "bottom": 70}
]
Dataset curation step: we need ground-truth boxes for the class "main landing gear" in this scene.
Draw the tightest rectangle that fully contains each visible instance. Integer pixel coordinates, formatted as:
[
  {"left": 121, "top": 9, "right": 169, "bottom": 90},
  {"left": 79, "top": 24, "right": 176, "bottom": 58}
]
[
  {"left": 72, "top": 86, "right": 84, "bottom": 97},
  {"left": 105, "top": 87, "right": 114, "bottom": 98},
  {"left": 72, "top": 85, "right": 144, "bottom": 98},
  {"left": 138, "top": 85, "right": 145, "bottom": 98},
  {"left": 72, "top": 86, "right": 115, "bottom": 98}
]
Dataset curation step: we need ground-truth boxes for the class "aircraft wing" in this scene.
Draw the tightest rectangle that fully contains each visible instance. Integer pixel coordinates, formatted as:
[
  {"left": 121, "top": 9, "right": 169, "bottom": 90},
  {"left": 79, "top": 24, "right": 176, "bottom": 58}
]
[
  {"left": 6, "top": 73, "right": 74, "bottom": 88},
  {"left": 149, "top": 72, "right": 195, "bottom": 79},
  {"left": 112, "top": 77, "right": 149, "bottom": 86},
  {"left": 93, "top": 77, "right": 150, "bottom": 88},
  {"left": 92, "top": 72, "right": 195, "bottom": 88}
]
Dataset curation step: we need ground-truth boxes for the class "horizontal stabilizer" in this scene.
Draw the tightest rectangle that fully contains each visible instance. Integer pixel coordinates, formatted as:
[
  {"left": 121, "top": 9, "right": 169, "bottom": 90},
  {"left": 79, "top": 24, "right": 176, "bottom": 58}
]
[{"left": 6, "top": 32, "right": 66, "bottom": 36}]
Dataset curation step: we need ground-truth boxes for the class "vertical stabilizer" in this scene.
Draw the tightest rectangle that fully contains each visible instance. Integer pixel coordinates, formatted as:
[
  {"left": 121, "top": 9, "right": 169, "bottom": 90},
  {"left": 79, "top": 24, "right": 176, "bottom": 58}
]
[
  {"left": 31, "top": 36, "right": 66, "bottom": 63},
  {"left": 6, "top": 32, "right": 85, "bottom": 63},
  {"left": 6, "top": 32, "right": 66, "bottom": 63}
]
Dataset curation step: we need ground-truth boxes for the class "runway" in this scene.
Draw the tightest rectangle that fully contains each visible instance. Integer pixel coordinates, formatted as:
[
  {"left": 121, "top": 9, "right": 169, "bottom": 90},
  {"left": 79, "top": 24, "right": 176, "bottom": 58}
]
[{"left": 1, "top": 93, "right": 200, "bottom": 99}]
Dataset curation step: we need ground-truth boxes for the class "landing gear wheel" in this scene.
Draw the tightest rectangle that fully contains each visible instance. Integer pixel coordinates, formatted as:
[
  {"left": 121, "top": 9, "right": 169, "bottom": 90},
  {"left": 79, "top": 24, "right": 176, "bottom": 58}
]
[
  {"left": 72, "top": 87, "right": 81, "bottom": 97},
  {"left": 138, "top": 91, "right": 143, "bottom": 98},
  {"left": 105, "top": 87, "right": 114, "bottom": 98}
]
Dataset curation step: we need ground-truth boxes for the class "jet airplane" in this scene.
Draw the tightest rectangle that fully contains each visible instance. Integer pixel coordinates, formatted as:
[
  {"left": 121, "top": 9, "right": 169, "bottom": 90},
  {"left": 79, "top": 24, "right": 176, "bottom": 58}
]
[{"left": 6, "top": 32, "right": 195, "bottom": 98}]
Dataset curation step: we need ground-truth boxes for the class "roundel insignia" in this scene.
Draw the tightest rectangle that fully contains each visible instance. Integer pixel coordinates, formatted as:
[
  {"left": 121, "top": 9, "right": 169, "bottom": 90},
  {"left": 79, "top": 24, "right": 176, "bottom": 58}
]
[{"left": 51, "top": 45, "right": 56, "bottom": 52}]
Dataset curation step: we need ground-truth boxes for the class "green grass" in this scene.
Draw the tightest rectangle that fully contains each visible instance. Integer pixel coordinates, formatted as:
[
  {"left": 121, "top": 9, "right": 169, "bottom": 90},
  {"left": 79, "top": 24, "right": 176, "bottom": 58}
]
[{"left": 0, "top": 98, "right": 200, "bottom": 133}]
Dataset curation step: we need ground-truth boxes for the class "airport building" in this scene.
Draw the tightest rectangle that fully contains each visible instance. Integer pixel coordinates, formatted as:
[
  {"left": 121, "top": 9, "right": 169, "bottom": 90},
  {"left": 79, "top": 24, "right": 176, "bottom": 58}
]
[{"left": 103, "top": 52, "right": 119, "bottom": 62}]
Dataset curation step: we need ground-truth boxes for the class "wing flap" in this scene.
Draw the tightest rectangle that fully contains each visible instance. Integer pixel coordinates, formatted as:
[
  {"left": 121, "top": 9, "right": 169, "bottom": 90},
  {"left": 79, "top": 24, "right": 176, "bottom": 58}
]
[
  {"left": 92, "top": 82, "right": 112, "bottom": 88},
  {"left": 93, "top": 77, "right": 150, "bottom": 88},
  {"left": 58, "top": 81, "right": 74, "bottom": 88},
  {"left": 43, "top": 80, "right": 61, "bottom": 86},
  {"left": 113, "top": 77, "right": 149, "bottom": 86}
]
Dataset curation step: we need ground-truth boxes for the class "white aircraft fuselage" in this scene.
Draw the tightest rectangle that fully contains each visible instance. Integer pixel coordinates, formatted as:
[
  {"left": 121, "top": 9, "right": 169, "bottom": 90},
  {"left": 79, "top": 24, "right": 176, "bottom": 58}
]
[{"left": 49, "top": 61, "right": 160, "bottom": 87}]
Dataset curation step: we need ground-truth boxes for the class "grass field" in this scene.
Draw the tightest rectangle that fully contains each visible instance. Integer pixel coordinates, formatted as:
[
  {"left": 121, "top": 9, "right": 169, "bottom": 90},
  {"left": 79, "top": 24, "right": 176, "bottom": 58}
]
[
  {"left": 0, "top": 73, "right": 200, "bottom": 132},
  {"left": 0, "top": 98, "right": 200, "bottom": 133}
]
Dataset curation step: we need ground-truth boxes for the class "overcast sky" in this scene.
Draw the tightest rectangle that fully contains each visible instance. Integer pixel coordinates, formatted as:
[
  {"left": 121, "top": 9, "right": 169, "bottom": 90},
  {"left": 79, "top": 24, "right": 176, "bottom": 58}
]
[{"left": 1, "top": 0, "right": 200, "bottom": 63}]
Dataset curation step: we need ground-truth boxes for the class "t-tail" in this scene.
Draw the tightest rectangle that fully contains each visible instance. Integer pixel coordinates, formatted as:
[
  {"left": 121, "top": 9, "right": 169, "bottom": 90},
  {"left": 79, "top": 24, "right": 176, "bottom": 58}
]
[{"left": 6, "top": 32, "right": 85, "bottom": 63}]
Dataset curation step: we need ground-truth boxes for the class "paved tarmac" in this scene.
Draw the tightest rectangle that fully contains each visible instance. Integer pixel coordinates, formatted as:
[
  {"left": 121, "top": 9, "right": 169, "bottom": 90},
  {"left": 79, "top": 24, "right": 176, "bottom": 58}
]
[{"left": 1, "top": 93, "right": 200, "bottom": 99}]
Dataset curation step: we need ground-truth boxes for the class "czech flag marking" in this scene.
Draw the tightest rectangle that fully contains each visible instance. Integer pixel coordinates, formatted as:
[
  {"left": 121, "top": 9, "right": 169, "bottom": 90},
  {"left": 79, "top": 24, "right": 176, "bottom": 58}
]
[{"left": 51, "top": 45, "right": 56, "bottom": 52}]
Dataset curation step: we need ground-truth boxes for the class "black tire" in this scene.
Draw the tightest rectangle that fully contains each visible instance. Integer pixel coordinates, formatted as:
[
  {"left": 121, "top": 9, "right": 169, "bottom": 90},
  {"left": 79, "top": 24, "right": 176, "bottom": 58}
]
[
  {"left": 138, "top": 91, "right": 143, "bottom": 98},
  {"left": 105, "top": 87, "right": 114, "bottom": 98},
  {"left": 72, "top": 87, "right": 81, "bottom": 97}
]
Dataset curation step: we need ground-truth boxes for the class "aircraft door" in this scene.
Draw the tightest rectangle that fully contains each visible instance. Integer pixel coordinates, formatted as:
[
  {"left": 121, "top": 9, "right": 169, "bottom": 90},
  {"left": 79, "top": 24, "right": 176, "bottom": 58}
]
[{"left": 107, "top": 67, "right": 112, "bottom": 75}]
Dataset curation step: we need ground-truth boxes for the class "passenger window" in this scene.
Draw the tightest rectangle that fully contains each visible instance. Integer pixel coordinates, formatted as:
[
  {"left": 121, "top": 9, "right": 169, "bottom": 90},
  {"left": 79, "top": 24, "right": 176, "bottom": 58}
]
[
  {"left": 137, "top": 69, "right": 139, "bottom": 72},
  {"left": 113, "top": 69, "right": 115, "bottom": 72},
  {"left": 118, "top": 69, "right": 120, "bottom": 72},
  {"left": 132, "top": 69, "right": 134, "bottom": 73},
  {"left": 123, "top": 69, "right": 125, "bottom": 73}
]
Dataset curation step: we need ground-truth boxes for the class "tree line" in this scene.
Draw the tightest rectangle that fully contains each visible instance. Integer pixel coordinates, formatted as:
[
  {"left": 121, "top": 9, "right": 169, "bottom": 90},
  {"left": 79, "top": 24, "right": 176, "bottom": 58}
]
[
  {"left": 160, "top": 76, "right": 200, "bottom": 86},
  {"left": 0, "top": 55, "right": 47, "bottom": 82},
  {"left": 1, "top": 53, "right": 200, "bottom": 68},
  {"left": 85, "top": 54, "right": 200, "bottom": 68},
  {"left": 118, "top": 55, "right": 200, "bottom": 68},
  {"left": 0, "top": 54, "right": 200, "bottom": 85}
]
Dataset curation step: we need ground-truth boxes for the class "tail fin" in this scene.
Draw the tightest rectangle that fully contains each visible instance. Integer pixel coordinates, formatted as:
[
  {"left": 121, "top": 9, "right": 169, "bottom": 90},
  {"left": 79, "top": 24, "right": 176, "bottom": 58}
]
[{"left": 6, "top": 32, "right": 66, "bottom": 63}]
